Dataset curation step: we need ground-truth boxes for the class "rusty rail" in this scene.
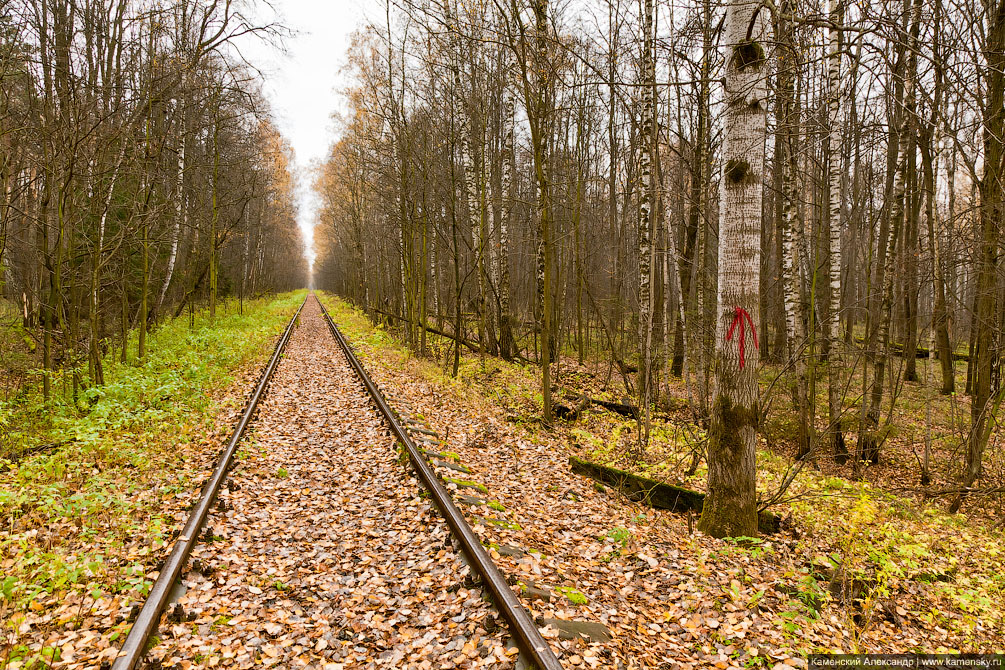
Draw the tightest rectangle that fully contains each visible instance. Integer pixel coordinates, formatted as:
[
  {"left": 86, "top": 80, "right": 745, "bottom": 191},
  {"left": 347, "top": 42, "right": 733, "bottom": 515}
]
[{"left": 316, "top": 294, "right": 563, "bottom": 670}]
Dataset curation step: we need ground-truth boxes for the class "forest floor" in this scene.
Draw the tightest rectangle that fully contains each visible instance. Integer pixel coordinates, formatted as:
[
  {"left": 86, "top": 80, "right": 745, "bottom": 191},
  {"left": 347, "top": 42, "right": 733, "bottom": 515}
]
[
  {"left": 143, "top": 298, "right": 512, "bottom": 669},
  {"left": 318, "top": 295, "right": 1005, "bottom": 664},
  {"left": 1, "top": 292, "right": 306, "bottom": 668},
  {"left": 2, "top": 292, "right": 1003, "bottom": 670}
]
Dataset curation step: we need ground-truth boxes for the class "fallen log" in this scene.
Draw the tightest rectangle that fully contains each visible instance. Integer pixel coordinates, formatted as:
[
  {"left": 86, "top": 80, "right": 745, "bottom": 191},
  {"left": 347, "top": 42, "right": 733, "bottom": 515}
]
[
  {"left": 3, "top": 438, "right": 76, "bottom": 466},
  {"left": 556, "top": 393, "right": 640, "bottom": 421},
  {"left": 591, "top": 398, "right": 639, "bottom": 419},
  {"left": 371, "top": 308, "right": 481, "bottom": 352},
  {"left": 555, "top": 395, "right": 591, "bottom": 421},
  {"left": 569, "top": 456, "right": 780, "bottom": 534},
  {"left": 853, "top": 336, "right": 969, "bottom": 362}
]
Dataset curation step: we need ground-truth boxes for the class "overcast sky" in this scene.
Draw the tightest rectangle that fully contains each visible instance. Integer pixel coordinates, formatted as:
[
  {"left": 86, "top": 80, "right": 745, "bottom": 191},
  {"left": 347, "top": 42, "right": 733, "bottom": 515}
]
[{"left": 241, "top": 0, "right": 370, "bottom": 272}]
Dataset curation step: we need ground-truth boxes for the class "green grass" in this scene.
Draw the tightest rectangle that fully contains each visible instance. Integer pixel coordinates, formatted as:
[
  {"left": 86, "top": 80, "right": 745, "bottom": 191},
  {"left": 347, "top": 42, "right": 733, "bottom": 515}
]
[
  {"left": 0, "top": 291, "right": 304, "bottom": 621},
  {"left": 604, "top": 526, "right": 632, "bottom": 546},
  {"left": 554, "top": 586, "right": 589, "bottom": 605}
]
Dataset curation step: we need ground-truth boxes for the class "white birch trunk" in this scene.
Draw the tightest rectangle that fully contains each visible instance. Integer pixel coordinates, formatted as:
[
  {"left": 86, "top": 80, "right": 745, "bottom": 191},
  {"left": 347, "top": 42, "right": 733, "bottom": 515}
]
[
  {"left": 453, "top": 17, "right": 484, "bottom": 350},
  {"left": 825, "top": 0, "right": 846, "bottom": 459},
  {"left": 157, "top": 110, "right": 184, "bottom": 313},
  {"left": 498, "top": 72, "right": 515, "bottom": 359},
  {"left": 665, "top": 194, "right": 685, "bottom": 363},
  {"left": 637, "top": 0, "right": 655, "bottom": 442},
  {"left": 485, "top": 153, "right": 497, "bottom": 348},
  {"left": 777, "top": 6, "right": 810, "bottom": 457},
  {"left": 431, "top": 222, "right": 439, "bottom": 318}
]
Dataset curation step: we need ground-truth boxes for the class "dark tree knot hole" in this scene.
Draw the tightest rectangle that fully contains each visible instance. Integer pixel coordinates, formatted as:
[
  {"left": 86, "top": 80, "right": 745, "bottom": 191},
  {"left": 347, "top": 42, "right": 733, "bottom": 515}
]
[
  {"left": 732, "top": 40, "right": 764, "bottom": 70},
  {"left": 725, "top": 158, "right": 750, "bottom": 184}
]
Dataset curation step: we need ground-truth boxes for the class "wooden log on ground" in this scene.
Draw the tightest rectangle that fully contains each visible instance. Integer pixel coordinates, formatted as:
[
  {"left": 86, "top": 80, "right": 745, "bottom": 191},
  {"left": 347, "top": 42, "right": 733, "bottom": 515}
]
[
  {"left": 590, "top": 398, "right": 639, "bottom": 419},
  {"left": 556, "top": 393, "right": 639, "bottom": 419},
  {"left": 569, "top": 456, "right": 780, "bottom": 534},
  {"left": 555, "top": 395, "right": 591, "bottom": 421},
  {"left": 5, "top": 438, "right": 77, "bottom": 465},
  {"left": 853, "top": 336, "right": 969, "bottom": 361},
  {"left": 372, "top": 308, "right": 481, "bottom": 352}
]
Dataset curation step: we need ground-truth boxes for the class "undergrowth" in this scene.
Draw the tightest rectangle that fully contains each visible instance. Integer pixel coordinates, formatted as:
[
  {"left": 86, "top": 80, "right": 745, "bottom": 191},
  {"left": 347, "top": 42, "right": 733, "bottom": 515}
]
[
  {"left": 0, "top": 291, "right": 304, "bottom": 651},
  {"left": 319, "top": 293, "right": 1005, "bottom": 651}
]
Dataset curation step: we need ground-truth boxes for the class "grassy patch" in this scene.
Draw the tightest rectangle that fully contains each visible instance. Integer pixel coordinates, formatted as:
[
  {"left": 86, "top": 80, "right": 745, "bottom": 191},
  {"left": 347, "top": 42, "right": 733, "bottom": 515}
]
[
  {"left": 478, "top": 517, "right": 522, "bottom": 530},
  {"left": 444, "top": 477, "right": 489, "bottom": 494},
  {"left": 555, "top": 586, "right": 589, "bottom": 605}
]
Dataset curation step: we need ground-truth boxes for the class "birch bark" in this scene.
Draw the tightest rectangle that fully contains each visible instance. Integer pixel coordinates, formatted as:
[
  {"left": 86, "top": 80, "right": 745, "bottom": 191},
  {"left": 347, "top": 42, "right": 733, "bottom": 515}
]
[
  {"left": 157, "top": 91, "right": 185, "bottom": 313},
  {"left": 637, "top": 0, "right": 656, "bottom": 443},
  {"left": 777, "top": 3, "right": 810, "bottom": 458},
  {"left": 825, "top": 0, "right": 846, "bottom": 462},
  {"left": 498, "top": 65, "right": 515, "bottom": 360}
]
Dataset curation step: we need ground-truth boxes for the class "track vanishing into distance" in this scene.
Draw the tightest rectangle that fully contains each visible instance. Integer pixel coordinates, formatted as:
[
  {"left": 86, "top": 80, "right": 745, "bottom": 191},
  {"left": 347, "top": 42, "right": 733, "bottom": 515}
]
[{"left": 113, "top": 295, "right": 563, "bottom": 670}]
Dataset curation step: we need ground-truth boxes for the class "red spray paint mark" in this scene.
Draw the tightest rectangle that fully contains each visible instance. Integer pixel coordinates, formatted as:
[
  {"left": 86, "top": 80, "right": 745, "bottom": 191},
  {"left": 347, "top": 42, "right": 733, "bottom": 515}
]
[{"left": 726, "top": 306, "right": 759, "bottom": 370}]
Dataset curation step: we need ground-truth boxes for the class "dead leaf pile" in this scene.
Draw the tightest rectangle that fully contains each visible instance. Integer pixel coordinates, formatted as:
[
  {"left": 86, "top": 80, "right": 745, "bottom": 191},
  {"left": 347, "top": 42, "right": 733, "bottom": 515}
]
[
  {"left": 330, "top": 296, "right": 1005, "bottom": 669},
  {"left": 144, "top": 299, "right": 511, "bottom": 669}
]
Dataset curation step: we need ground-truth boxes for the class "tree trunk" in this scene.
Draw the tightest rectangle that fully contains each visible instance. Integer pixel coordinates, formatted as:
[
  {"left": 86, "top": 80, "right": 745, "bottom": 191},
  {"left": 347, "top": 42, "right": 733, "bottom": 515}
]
[
  {"left": 498, "top": 71, "right": 515, "bottom": 360},
  {"left": 859, "top": 0, "right": 918, "bottom": 466},
  {"left": 903, "top": 134, "right": 920, "bottom": 383},
  {"left": 777, "top": 3, "right": 811, "bottom": 458},
  {"left": 157, "top": 94, "right": 185, "bottom": 314},
  {"left": 209, "top": 90, "right": 220, "bottom": 321},
  {"left": 637, "top": 0, "right": 656, "bottom": 444},
  {"left": 825, "top": 0, "right": 848, "bottom": 463},
  {"left": 698, "top": 0, "right": 768, "bottom": 539},
  {"left": 957, "top": 0, "right": 1005, "bottom": 508}
]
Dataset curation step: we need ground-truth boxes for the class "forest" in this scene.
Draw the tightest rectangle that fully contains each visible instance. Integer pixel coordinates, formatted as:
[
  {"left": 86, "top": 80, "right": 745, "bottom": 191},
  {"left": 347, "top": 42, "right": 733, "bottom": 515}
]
[
  {"left": 0, "top": 0, "right": 307, "bottom": 406},
  {"left": 2, "top": 0, "right": 1005, "bottom": 665},
  {"left": 314, "top": 0, "right": 1005, "bottom": 538}
]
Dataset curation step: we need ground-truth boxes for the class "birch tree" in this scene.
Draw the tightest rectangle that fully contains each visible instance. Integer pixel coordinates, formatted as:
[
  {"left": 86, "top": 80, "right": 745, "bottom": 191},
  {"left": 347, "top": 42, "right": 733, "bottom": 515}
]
[
  {"left": 637, "top": 0, "right": 655, "bottom": 442},
  {"left": 825, "top": 0, "right": 846, "bottom": 462}
]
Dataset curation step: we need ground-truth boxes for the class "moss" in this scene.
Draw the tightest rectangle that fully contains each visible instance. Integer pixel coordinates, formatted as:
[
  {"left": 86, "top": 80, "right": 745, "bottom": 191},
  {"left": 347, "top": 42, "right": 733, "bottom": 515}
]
[
  {"left": 710, "top": 393, "right": 758, "bottom": 457},
  {"left": 555, "top": 586, "right": 589, "bottom": 605},
  {"left": 445, "top": 477, "right": 488, "bottom": 494},
  {"left": 478, "top": 517, "right": 521, "bottom": 531},
  {"left": 700, "top": 394, "right": 760, "bottom": 538},
  {"left": 395, "top": 447, "right": 409, "bottom": 466}
]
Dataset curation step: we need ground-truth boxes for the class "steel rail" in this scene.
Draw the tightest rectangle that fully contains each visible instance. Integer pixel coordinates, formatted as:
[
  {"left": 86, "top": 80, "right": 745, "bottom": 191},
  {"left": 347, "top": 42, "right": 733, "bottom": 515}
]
[
  {"left": 112, "top": 296, "right": 307, "bottom": 670},
  {"left": 317, "top": 295, "right": 564, "bottom": 670}
]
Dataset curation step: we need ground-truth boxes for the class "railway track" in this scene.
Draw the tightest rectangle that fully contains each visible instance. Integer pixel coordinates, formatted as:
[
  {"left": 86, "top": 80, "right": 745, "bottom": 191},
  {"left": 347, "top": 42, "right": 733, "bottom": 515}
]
[{"left": 112, "top": 294, "right": 562, "bottom": 669}]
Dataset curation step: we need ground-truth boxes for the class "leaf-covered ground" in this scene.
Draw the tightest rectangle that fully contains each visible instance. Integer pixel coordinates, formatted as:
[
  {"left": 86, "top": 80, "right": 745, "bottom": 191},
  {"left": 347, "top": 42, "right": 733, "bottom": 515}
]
[
  {"left": 144, "top": 297, "right": 511, "bottom": 669},
  {"left": 1, "top": 292, "right": 305, "bottom": 669},
  {"left": 5, "top": 291, "right": 1003, "bottom": 669},
  {"left": 319, "top": 294, "right": 1005, "bottom": 668}
]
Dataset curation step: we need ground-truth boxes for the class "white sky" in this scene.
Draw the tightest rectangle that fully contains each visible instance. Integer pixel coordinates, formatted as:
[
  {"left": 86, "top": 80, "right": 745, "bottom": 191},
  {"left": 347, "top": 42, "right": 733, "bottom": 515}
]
[{"left": 241, "top": 0, "right": 370, "bottom": 274}]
